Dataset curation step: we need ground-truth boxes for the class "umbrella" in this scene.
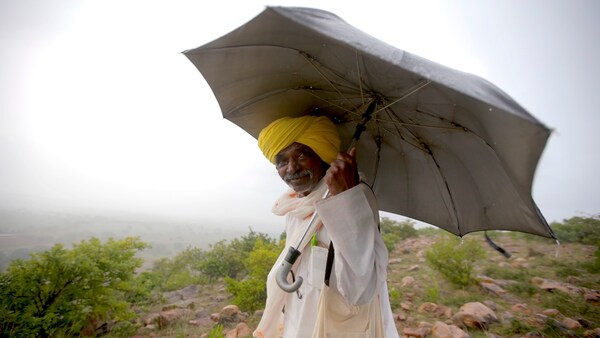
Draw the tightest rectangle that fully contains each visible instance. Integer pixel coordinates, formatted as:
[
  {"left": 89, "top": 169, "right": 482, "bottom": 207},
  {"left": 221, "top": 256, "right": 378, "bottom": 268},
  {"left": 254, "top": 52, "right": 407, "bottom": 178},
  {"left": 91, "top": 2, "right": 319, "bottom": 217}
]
[{"left": 183, "top": 6, "right": 555, "bottom": 239}]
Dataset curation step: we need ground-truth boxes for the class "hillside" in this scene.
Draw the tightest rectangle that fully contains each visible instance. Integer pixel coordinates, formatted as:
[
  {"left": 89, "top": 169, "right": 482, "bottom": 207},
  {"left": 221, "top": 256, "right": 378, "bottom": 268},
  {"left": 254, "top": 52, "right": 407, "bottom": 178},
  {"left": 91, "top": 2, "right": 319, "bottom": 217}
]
[{"left": 129, "top": 233, "right": 600, "bottom": 337}]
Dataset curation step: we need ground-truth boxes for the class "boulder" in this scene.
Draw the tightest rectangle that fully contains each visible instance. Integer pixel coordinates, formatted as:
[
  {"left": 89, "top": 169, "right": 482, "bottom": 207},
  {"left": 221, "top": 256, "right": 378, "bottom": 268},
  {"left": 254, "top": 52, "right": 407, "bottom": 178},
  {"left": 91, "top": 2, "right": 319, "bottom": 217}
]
[
  {"left": 431, "top": 321, "right": 469, "bottom": 338},
  {"left": 452, "top": 302, "right": 498, "bottom": 329},
  {"left": 480, "top": 281, "right": 507, "bottom": 295},
  {"left": 562, "top": 317, "right": 583, "bottom": 330},
  {"left": 531, "top": 277, "right": 580, "bottom": 295},
  {"left": 158, "top": 308, "right": 194, "bottom": 328},
  {"left": 225, "top": 322, "right": 252, "bottom": 338},
  {"left": 403, "top": 326, "right": 431, "bottom": 338},
  {"left": 418, "top": 302, "right": 453, "bottom": 318}
]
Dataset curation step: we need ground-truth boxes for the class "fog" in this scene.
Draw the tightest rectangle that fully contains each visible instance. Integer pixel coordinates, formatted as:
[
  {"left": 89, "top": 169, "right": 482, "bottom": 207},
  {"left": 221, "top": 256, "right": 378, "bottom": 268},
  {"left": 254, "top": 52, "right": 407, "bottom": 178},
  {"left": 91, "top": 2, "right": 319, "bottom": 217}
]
[{"left": 1, "top": 0, "right": 598, "bottom": 238}]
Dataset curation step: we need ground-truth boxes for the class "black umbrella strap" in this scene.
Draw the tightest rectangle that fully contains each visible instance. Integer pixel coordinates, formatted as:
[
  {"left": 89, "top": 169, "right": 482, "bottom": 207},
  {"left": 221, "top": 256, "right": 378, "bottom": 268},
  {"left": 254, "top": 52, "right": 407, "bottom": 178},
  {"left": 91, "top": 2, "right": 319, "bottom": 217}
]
[
  {"left": 484, "top": 231, "right": 511, "bottom": 259},
  {"left": 324, "top": 241, "right": 335, "bottom": 287}
]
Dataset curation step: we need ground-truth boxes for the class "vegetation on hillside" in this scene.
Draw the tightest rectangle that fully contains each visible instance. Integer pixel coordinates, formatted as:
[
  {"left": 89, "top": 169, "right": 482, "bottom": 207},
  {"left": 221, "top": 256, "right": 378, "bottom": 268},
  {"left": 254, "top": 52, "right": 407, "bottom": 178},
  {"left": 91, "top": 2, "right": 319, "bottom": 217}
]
[{"left": 0, "top": 215, "right": 598, "bottom": 337}]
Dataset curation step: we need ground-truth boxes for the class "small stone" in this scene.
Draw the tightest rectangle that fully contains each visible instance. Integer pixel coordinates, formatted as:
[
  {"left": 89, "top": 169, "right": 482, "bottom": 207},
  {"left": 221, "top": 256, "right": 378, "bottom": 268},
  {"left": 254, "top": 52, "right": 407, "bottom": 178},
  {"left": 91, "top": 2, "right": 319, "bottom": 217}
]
[
  {"left": 562, "top": 317, "right": 583, "bottom": 330},
  {"left": 402, "top": 276, "right": 416, "bottom": 287},
  {"left": 403, "top": 327, "right": 430, "bottom": 338},
  {"left": 542, "top": 308, "right": 560, "bottom": 316}
]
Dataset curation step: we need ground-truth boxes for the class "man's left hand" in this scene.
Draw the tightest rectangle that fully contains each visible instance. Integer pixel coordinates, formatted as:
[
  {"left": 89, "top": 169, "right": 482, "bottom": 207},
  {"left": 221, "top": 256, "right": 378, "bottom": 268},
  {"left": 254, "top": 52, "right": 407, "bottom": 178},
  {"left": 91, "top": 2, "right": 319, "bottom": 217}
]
[{"left": 324, "top": 147, "right": 359, "bottom": 196}]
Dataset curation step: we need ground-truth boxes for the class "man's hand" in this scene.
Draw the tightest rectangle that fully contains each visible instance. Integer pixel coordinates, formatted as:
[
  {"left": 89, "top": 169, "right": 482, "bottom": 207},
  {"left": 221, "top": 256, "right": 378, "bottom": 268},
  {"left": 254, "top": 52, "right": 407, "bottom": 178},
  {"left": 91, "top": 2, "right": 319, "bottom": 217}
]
[{"left": 324, "top": 147, "right": 359, "bottom": 196}]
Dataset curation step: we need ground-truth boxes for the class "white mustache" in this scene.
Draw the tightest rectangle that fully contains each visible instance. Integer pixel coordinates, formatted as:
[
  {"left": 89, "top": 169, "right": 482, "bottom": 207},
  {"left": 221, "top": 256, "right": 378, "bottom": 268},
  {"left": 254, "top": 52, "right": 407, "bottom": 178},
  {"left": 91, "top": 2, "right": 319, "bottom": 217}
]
[{"left": 285, "top": 170, "right": 312, "bottom": 181}]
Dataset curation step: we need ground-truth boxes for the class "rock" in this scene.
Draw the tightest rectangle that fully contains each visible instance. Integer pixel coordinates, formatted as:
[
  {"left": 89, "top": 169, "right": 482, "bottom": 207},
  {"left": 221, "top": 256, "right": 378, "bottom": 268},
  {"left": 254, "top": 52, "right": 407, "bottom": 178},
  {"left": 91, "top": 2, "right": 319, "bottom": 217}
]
[
  {"left": 511, "top": 303, "right": 530, "bottom": 314},
  {"left": 162, "top": 299, "right": 195, "bottom": 311},
  {"left": 483, "top": 300, "right": 498, "bottom": 311},
  {"left": 402, "top": 276, "right": 416, "bottom": 287},
  {"left": 417, "top": 302, "right": 452, "bottom": 318},
  {"left": 224, "top": 322, "right": 252, "bottom": 338},
  {"left": 403, "top": 327, "right": 430, "bottom": 337},
  {"left": 401, "top": 301, "right": 413, "bottom": 311},
  {"left": 584, "top": 328, "right": 600, "bottom": 337},
  {"left": 480, "top": 281, "right": 507, "bottom": 295},
  {"left": 144, "top": 313, "right": 161, "bottom": 325},
  {"left": 431, "top": 321, "right": 469, "bottom": 338},
  {"left": 396, "top": 312, "right": 407, "bottom": 322},
  {"left": 542, "top": 308, "right": 560, "bottom": 316},
  {"left": 531, "top": 277, "right": 580, "bottom": 295},
  {"left": 389, "top": 257, "right": 402, "bottom": 264},
  {"left": 407, "top": 264, "right": 420, "bottom": 272},
  {"left": 452, "top": 302, "right": 498, "bottom": 329},
  {"left": 210, "top": 313, "right": 220, "bottom": 322},
  {"left": 562, "top": 317, "right": 583, "bottom": 330},
  {"left": 158, "top": 308, "right": 194, "bottom": 328},
  {"left": 219, "top": 304, "right": 246, "bottom": 324},
  {"left": 584, "top": 290, "right": 600, "bottom": 302}
]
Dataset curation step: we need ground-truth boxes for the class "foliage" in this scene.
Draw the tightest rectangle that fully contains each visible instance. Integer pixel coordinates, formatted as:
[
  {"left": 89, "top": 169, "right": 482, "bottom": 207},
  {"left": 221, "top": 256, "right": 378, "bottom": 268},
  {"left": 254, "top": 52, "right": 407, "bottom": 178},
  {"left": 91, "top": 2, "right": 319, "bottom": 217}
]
[
  {"left": 0, "top": 237, "right": 148, "bottom": 337},
  {"left": 379, "top": 217, "right": 418, "bottom": 252},
  {"left": 387, "top": 287, "right": 401, "bottom": 310},
  {"left": 550, "top": 215, "right": 600, "bottom": 245},
  {"left": 198, "top": 229, "right": 276, "bottom": 282},
  {"left": 207, "top": 324, "right": 224, "bottom": 338},
  {"left": 226, "top": 239, "right": 283, "bottom": 312},
  {"left": 425, "top": 235, "right": 486, "bottom": 287},
  {"left": 150, "top": 247, "right": 205, "bottom": 291},
  {"left": 584, "top": 241, "right": 600, "bottom": 273}
]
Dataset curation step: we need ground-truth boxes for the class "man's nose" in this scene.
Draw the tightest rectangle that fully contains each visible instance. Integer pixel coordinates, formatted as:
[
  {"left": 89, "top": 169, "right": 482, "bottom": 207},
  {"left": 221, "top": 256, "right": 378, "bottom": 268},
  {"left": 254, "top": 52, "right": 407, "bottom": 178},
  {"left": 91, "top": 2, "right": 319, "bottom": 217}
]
[{"left": 286, "top": 157, "right": 301, "bottom": 172}]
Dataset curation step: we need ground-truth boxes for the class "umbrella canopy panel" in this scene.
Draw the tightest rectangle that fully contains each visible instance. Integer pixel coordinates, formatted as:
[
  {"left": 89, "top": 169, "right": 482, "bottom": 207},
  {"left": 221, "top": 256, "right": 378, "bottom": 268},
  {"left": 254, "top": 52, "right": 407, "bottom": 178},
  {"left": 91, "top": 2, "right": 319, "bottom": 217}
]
[{"left": 184, "top": 6, "right": 554, "bottom": 238}]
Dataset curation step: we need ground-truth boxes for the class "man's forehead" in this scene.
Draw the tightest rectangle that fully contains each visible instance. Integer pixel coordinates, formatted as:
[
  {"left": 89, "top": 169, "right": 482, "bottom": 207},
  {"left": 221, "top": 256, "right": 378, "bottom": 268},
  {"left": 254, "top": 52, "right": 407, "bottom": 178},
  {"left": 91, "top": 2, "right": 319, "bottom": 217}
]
[{"left": 276, "top": 143, "right": 316, "bottom": 157}]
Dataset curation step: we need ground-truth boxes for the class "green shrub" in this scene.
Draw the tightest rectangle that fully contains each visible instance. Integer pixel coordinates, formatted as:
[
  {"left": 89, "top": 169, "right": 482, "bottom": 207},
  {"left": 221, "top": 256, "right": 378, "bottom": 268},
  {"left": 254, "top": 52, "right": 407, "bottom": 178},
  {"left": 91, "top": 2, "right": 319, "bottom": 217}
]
[
  {"left": 425, "top": 235, "right": 486, "bottom": 287},
  {"left": 225, "top": 239, "right": 282, "bottom": 312},
  {"left": 551, "top": 215, "right": 600, "bottom": 245},
  {"left": 388, "top": 287, "right": 401, "bottom": 310},
  {"left": 379, "top": 217, "right": 418, "bottom": 252},
  {"left": 584, "top": 241, "right": 600, "bottom": 273},
  {"left": 0, "top": 237, "right": 148, "bottom": 337}
]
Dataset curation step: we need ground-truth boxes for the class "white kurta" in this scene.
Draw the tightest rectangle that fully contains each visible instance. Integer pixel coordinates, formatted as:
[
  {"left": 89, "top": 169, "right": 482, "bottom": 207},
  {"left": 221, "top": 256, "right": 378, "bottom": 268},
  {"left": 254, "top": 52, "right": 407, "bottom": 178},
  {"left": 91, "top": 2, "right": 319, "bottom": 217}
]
[{"left": 254, "top": 181, "right": 399, "bottom": 338}]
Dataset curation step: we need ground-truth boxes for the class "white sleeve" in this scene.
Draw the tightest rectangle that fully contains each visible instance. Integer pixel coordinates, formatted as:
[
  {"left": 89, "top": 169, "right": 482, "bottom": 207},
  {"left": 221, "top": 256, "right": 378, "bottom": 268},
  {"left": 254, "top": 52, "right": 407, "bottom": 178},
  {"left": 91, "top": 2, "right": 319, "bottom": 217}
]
[{"left": 315, "top": 183, "right": 388, "bottom": 305}]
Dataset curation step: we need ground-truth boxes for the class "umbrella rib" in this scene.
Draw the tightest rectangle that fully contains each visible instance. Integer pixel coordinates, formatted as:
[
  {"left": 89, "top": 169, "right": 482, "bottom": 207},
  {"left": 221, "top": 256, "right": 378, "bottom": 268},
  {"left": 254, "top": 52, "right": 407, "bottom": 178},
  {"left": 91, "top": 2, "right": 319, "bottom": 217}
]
[
  {"left": 299, "top": 51, "right": 357, "bottom": 109},
  {"left": 375, "top": 80, "right": 431, "bottom": 114}
]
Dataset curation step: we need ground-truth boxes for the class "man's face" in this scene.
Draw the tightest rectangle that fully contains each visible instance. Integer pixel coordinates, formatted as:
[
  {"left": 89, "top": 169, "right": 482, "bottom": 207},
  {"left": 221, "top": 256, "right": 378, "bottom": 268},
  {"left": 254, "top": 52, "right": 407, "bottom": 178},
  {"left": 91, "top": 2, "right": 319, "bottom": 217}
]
[{"left": 275, "top": 142, "right": 328, "bottom": 197}]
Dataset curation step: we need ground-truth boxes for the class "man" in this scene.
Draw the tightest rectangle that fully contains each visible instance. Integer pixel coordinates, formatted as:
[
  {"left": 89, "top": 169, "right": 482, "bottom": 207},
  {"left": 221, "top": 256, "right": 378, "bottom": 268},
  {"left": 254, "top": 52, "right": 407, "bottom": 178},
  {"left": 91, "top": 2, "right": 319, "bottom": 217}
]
[{"left": 253, "top": 115, "right": 399, "bottom": 338}]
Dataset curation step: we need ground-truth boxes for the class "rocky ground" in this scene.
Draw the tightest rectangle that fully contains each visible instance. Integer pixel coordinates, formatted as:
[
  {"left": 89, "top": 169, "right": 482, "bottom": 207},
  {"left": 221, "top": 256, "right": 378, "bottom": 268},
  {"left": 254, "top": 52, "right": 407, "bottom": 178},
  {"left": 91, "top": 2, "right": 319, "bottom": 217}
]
[{"left": 128, "top": 234, "right": 600, "bottom": 337}]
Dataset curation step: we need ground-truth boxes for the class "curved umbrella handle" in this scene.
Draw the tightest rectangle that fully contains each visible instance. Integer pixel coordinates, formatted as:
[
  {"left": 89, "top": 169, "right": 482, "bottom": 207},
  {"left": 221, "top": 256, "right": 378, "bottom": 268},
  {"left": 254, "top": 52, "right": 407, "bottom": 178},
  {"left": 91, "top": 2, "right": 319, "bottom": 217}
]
[{"left": 276, "top": 247, "right": 303, "bottom": 292}]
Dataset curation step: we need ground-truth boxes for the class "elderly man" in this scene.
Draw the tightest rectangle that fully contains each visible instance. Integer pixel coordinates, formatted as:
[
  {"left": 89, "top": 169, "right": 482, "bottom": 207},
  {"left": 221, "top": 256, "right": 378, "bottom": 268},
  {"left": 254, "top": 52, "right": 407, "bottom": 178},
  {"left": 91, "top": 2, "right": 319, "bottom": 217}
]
[{"left": 253, "top": 115, "right": 399, "bottom": 338}]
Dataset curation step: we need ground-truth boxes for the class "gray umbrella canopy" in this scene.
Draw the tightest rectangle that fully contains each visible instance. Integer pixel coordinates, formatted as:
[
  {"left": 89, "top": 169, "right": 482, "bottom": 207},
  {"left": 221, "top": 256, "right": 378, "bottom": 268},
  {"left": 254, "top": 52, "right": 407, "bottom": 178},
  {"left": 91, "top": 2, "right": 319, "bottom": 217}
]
[{"left": 184, "top": 6, "right": 555, "bottom": 238}]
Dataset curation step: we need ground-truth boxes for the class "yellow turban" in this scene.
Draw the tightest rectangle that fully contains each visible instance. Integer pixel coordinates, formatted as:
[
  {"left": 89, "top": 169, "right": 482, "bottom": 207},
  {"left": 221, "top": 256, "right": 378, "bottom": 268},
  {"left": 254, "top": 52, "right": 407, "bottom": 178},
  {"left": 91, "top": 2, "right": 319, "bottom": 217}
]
[{"left": 258, "top": 116, "right": 341, "bottom": 164}]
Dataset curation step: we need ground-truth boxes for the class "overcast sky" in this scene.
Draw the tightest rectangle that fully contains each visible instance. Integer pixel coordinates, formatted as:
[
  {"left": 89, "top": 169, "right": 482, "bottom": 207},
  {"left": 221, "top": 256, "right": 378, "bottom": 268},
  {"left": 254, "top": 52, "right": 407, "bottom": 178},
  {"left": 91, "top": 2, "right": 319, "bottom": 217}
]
[{"left": 1, "top": 0, "right": 598, "bottom": 233}]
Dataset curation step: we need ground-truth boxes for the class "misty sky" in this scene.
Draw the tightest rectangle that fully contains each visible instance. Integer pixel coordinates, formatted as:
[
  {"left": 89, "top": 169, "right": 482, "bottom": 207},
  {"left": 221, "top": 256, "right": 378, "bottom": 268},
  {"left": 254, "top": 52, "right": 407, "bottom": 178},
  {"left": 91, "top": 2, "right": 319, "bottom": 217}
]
[{"left": 1, "top": 0, "right": 598, "bottom": 232}]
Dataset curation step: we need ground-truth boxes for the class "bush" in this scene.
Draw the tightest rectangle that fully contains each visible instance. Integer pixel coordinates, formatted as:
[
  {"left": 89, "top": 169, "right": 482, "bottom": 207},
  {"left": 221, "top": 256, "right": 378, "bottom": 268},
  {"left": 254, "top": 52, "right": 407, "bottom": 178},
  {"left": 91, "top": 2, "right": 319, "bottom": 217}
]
[
  {"left": 225, "top": 239, "right": 282, "bottom": 312},
  {"left": 551, "top": 215, "right": 600, "bottom": 245},
  {"left": 380, "top": 217, "right": 418, "bottom": 252},
  {"left": 0, "top": 237, "right": 148, "bottom": 337},
  {"left": 425, "top": 235, "right": 486, "bottom": 287}
]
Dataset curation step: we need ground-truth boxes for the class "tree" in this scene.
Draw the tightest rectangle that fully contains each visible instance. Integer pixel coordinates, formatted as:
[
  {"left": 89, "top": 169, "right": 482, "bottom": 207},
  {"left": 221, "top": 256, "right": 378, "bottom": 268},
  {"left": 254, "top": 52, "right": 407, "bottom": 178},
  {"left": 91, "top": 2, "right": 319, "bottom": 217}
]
[{"left": 0, "top": 237, "right": 148, "bottom": 337}]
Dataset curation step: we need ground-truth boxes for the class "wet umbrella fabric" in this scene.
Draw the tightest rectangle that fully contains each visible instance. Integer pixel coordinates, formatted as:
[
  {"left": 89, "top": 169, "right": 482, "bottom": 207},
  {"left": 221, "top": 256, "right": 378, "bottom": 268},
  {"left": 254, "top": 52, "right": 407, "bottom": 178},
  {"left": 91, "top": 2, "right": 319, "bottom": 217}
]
[{"left": 184, "top": 6, "right": 555, "bottom": 239}]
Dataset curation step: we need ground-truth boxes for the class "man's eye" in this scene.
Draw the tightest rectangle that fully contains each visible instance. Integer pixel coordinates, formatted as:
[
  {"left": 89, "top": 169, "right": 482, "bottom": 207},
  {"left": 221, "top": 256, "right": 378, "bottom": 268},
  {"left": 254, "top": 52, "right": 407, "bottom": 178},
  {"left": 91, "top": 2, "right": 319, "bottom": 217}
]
[{"left": 276, "top": 161, "right": 287, "bottom": 169}]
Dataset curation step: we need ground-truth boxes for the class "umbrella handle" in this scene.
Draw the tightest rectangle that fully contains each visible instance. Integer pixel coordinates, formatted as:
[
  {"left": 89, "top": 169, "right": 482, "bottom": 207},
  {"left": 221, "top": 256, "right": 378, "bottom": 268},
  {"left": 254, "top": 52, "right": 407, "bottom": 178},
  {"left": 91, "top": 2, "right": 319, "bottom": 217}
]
[{"left": 276, "top": 247, "right": 303, "bottom": 292}]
